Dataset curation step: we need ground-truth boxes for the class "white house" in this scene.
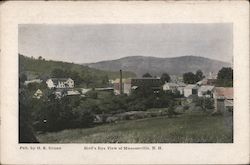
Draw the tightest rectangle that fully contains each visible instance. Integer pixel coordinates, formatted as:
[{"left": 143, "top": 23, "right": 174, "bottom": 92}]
[
  {"left": 46, "top": 78, "right": 74, "bottom": 89},
  {"left": 184, "top": 84, "right": 198, "bottom": 97},
  {"left": 198, "top": 85, "right": 214, "bottom": 97},
  {"left": 33, "top": 89, "right": 43, "bottom": 99},
  {"left": 163, "top": 82, "right": 179, "bottom": 92}
]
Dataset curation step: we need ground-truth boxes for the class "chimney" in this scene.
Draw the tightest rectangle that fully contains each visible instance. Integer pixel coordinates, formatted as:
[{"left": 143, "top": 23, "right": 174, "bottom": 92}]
[{"left": 120, "top": 69, "right": 123, "bottom": 94}]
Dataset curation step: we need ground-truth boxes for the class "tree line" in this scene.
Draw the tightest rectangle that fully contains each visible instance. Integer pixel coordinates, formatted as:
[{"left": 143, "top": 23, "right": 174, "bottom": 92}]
[{"left": 143, "top": 67, "right": 233, "bottom": 87}]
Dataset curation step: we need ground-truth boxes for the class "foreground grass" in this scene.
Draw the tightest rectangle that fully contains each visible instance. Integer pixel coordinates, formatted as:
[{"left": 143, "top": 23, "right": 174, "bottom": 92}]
[{"left": 37, "top": 112, "right": 233, "bottom": 143}]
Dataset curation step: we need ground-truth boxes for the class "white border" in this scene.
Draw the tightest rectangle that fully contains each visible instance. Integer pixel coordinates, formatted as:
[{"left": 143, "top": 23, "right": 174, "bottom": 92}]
[{"left": 0, "top": 1, "right": 249, "bottom": 164}]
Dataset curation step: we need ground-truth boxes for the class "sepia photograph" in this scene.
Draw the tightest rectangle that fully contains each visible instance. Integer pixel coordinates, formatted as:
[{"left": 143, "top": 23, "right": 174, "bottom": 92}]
[{"left": 19, "top": 23, "right": 234, "bottom": 143}]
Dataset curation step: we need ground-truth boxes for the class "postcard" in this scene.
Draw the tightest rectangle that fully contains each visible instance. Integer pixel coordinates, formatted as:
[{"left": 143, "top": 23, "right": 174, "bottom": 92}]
[{"left": 0, "top": 1, "right": 249, "bottom": 164}]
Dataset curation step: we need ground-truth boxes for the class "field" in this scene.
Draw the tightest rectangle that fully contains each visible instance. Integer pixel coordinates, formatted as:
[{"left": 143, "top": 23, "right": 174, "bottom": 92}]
[{"left": 37, "top": 111, "right": 233, "bottom": 143}]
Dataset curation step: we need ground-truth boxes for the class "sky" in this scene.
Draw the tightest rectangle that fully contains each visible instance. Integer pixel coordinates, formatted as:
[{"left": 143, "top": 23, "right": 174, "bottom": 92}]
[{"left": 19, "top": 24, "right": 233, "bottom": 64}]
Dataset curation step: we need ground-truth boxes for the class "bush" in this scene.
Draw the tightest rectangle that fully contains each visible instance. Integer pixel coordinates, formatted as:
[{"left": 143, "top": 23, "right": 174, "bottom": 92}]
[
  {"left": 194, "top": 97, "right": 214, "bottom": 111},
  {"left": 32, "top": 96, "right": 96, "bottom": 132},
  {"left": 183, "top": 105, "right": 189, "bottom": 111},
  {"left": 86, "top": 90, "right": 98, "bottom": 99},
  {"left": 211, "top": 111, "right": 223, "bottom": 116}
]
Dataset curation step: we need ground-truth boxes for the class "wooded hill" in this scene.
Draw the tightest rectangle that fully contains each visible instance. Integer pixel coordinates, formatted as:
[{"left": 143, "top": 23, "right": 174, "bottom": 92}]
[
  {"left": 19, "top": 54, "right": 136, "bottom": 87},
  {"left": 86, "top": 55, "right": 231, "bottom": 77}
]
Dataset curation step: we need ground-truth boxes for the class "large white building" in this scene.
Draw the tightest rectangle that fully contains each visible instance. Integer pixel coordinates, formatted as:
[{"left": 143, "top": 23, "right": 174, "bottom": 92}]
[{"left": 46, "top": 78, "right": 74, "bottom": 89}]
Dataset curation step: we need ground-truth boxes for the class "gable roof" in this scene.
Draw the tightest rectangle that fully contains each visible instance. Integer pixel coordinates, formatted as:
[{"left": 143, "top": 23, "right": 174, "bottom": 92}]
[
  {"left": 214, "top": 87, "right": 233, "bottom": 100},
  {"left": 163, "top": 82, "right": 179, "bottom": 87},
  {"left": 48, "top": 78, "right": 73, "bottom": 84},
  {"left": 131, "top": 77, "right": 161, "bottom": 87},
  {"left": 132, "top": 77, "right": 160, "bottom": 80},
  {"left": 177, "top": 82, "right": 186, "bottom": 87},
  {"left": 198, "top": 85, "right": 214, "bottom": 92},
  {"left": 113, "top": 78, "right": 131, "bottom": 84},
  {"left": 185, "top": 84, "right": 198, "bottom": 89}
]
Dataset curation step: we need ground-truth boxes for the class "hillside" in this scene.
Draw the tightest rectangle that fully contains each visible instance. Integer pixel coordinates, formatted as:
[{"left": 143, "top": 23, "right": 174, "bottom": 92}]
[
  {"left": 86, "top": 56, "right": 231, "bottom": 76},
  {"left": 19, "top": 54, "right": 136, "bottom": 82}
]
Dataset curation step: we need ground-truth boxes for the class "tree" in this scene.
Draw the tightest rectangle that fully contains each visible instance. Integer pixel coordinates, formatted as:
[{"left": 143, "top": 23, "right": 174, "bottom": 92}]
[
  {"left": 82, "top": 73, "right": 94, "bottom": 88},
  {"left": 142, "top": 73, "right": 152, "bottom": 78},
  {"left": 131, "top": 84, "right": 154, "bottom": 98},
  {"left": 216, "top": 67, "right": 233, "bottom": 87},
  {"left": 160, "top": 73, "right": 171, "bottom": 83},
  {"left": 69, "top": 70, "right": 82, "bottom": 86},
  {"left": 195, "top": 70, "right": 204, "bottom": 82},
  {"left": 183, "top": 72, "right": 196, "bottom": 84},
  {"left": 101, "top": 75, "right": 109, "bottom": 85},
  {"left": 19, "top": 87, "right": 39, "bottom": 142},
  {"left": 19, "top": 73, "right": 27, "bottom": 83},
  {"left": 51, "top": 68, "right": 66, "bottom": 78},
  {"left": 194, "top": 97, "right": 214, "bottom": 111},
  {"left": 183, "top": 70, "right": 204, "bottom": 84},
  {"left": 38, "top": 56, "right": 43, "bottom": 60},
  {"left": 86, "top": 90, "right": 98, "bottom": 99}
]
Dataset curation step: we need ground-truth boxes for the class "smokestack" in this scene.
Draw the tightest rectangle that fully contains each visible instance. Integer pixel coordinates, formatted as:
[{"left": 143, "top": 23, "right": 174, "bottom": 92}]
[{"left": 120, "top": 69, "right": 123, "bottom": 94}]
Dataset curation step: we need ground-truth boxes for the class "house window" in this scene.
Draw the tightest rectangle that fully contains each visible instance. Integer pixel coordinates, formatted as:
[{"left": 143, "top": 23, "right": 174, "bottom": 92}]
[{"left": 192, "top": 89, "right": 197, "bottom": 94}]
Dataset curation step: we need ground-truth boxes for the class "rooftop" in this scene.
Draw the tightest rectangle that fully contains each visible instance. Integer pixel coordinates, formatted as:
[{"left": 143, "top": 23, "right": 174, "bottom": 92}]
[
  {"left": 50, "top": 78, "right": 72, "bottom": 81},
  {"left": 198, "top": 85, "right": 215, "bottom": 91},
  {"left": 113, "top": 78, "right": 131, "bottom": 84},
  {"left": 163, "top": 82, "right": 179, "bottom": 87},
  {"left": 185, "top": 84, "right": 198, "bottom": 89},
  {"left": 214, "top": 87, "right": 233, "bottom": 100},
  {"left": 132, "top": 77, "right": 160, "bottom": 80}
]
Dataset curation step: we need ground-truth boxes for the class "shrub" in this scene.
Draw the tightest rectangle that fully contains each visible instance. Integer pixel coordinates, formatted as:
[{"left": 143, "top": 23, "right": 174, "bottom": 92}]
[
  {"left": 86, "top": 90, "right": 98, "bottom": 99},
  {"left": 194, "top": 97, "right": 214, "bottom": 111},
  {"left": 183, "top": 105, "right": 189, "bottom": 111}
]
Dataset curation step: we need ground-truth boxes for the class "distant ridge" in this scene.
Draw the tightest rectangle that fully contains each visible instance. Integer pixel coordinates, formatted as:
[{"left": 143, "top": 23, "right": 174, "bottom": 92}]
[
  {"left": 85, "top": 55, "right": 231, "bottom": 76},
  {"left": 19, "top": 54, "right": 136, "bottom": 81}
]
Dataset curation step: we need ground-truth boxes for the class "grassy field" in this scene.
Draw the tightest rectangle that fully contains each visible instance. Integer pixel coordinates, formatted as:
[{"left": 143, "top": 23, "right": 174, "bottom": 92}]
[{"left": 37, "top": 111, "right": 233, "bottom": 143}]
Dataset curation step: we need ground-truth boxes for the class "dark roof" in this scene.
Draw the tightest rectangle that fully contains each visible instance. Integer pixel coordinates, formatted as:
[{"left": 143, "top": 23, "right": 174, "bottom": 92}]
[
  {"left": 131, "top": 78, "right": 161, "bottom": 87},
  {"left": 131, "top": 77, "right": 160, "bottom": 80}
]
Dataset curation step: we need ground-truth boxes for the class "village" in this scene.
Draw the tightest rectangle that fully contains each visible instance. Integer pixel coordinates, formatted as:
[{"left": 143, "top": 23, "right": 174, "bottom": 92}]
[
  {"left": 24, "top": 68, "right": 233, "bottom": 125},
  {"left": 17, "top": 23, "right": 235, "bottom": 144}
]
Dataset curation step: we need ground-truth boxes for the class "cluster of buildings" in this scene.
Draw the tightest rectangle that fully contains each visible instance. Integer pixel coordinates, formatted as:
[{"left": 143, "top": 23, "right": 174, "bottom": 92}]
[
  {"left": 112, "top": 77, "right": 162, "bottom": 95},
  {"left": 24, "top": 70, "right": 233, "bottom": 113},
  {"left": 25, "top": 78, "right": 81, "bottom": 99},
  {"left": 112, "top": 70, "right": 233, "bottom": 113},
  {"left": 112, "top": 76, "right": 217, "bottom": 98},
  {"left": 26, "top": 77, "right": 114, "bottom": 99}
]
